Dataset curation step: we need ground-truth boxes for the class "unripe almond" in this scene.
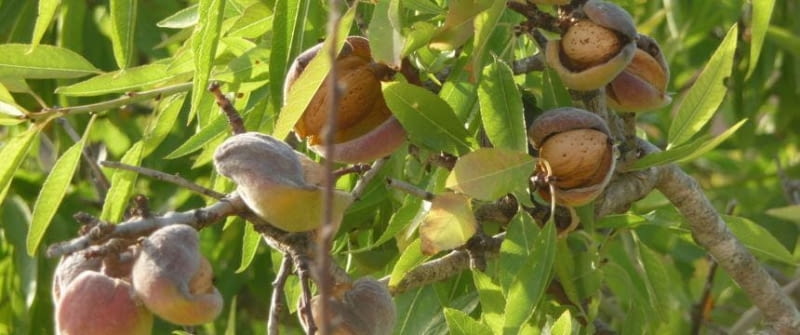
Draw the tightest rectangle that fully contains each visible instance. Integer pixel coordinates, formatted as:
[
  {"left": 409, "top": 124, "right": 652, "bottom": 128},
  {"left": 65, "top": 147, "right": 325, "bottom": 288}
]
[
  {"left": 546, "top": 0, "right": 637, "bottom": 91},
  {"left": 607, "top": 34, "right": 671, "bottom": 112},
  {"left": 529, "top": 108, "right": 616, "bottom": 206},
  {"left": 301, "top": 278, "right": 396, "bottom": 335},
  {"left": 285, "top": 36, "right": 407, "bottom": 163}
]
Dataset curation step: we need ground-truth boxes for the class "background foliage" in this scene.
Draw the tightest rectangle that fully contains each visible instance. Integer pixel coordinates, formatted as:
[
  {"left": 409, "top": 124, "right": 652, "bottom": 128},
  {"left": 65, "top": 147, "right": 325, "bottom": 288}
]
[{"left": 0, "top": 0, "right": 799, "bottom": 334}]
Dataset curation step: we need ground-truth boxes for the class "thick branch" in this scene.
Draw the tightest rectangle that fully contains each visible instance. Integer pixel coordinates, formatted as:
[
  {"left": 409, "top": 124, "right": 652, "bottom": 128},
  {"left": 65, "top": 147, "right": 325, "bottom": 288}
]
[{"left": 657, "top": 160, "right": 800, "bottom": 333}]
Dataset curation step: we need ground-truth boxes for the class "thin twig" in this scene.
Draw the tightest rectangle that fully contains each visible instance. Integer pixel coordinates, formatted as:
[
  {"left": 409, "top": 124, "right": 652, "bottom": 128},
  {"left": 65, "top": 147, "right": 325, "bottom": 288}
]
[
  {"left": 317, "top": 1, "right": 346, "bottom": 333},
  {"left": 729, "top": 277, "right": 800, "bottom": 334},
  {"left": 351, "top": 157, "right": 388, "bottom": 200},
  {"left": 386, "top": 178, "right": 435, "bottom": 201},
  {"left": 26, "top": 83, "right": 192, "bottom": 121},
  {"left": 690, "top": 258, "right": 718, "bottom": 335},
  {"left": 268, "top": 255, "right": 294, "bottom": 335},
  {"left": 295, "top": 252, "right": 317, "bottom": 334},
  {"left": 208, "top": 82, "right": 246, "bottom": 135},
  {"left": 511, "top": 54, "right": 546, "bottom": 75},
  {"left": 100, "top": 160, "right": 226, "bottom": 199}
]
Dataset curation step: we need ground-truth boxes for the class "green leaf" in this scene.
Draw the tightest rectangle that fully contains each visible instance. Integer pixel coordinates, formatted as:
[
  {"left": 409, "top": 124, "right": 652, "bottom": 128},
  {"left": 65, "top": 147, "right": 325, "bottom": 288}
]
[
  {"left": 597, "top": 214, "right": 647, "bottom": 229},
  {"left": 224, "top": 295, "right": 237, "bottom": 335},
  {"left": 368, "top": 0, "right": 403, "bottom": 69},
  {"left": 268, "top": 0, "right": 307, "bottom": 125},
  {"left": 389, "top": 238, "right": 430, "bottom": 287},
  {"left": 472, "top": 271, "right": 504, "bottom": 332},
  {"left": 383, "top": 81, "right": 475, "bottom": 155},
  {"left": 446, "top": 148, "right": 535, "bottom": 201},
  {"left": 438, "top": 52, "right": 477, "bottom": 122},
  {"left": 272, "top": 4, "right": 357, "bottom": 140},
  {"left": 724, "top": 215, "right": 795, "bottom": 264},
  {"left": 227, "top": 3, "right": 272, "bottom": 39},
  {"left": 157, "top": 4, "right": 198, "bottom": 28},
  {"left": 395, "top": 286, "right": 444, "bottom": 334},
  {"left": 403, "top": 0, "right": 443, "bottom": 14},
  {"left": 498, "top": 211, "right": 538, "bottom": 293},
  {"left": 165, "top": 113, "right": 228, "bottom": 159},
  {"left": 27, "top": 116, "right": 95, "bottom": 255},
  {"left": 668, "top": 24, "right": 737, "bottom": 147},
  {"left": 419, "top": 193, "right": 478, "bottom": 255},
  {"left": 638, "top": 243, "right": 671, "bottom": 323},
  {"left": 478, "top": 59, "right": 526, "bottom": 152},
  {"left": 31, "top": 0, "right": 62, "bottom": 49},
  {"left": 0, "top": 126, "right": 40, "bottom": 206},
  {"left": 444, "top": 308, "right": 493, "bottom": 335},
  {"left": 551, "top": 309, "right": 574, "bottom": 335},
  {"left": 109, "top": 0, "right": 138, "bottom": 69},
  {"left": 143, "top": 93, "right": 187, "bottom": 157},
  {"left": 0, "top": 101, "right": 27, "bottom": 125},
  {"left": 190, "top": 0, "right": 226, "bottom": 124},
  {"left": 747, "top": 0, "right": 775, "bottom": 79},
  {"left": 767, "top": 26, "right": 800, "bottom": 58},
  {"left": 766, "top": 205, "right": 800, "bottom": 224},
  {"left": 55, "top": 63, "right": 171, "bottom": 96},
  {"left": 430, "top": 0, "right": 493, "bottom": 50},
  {"left": 502, "top": 221, "right": 556, "bottom": 334},
  {"left": 236, "top": 220, "right": 261, "bottom": 273},
  {"left": 0, "top": 44, "right": 100, "bottom": 79},
  {"left": 350, "top": 195, "right": 422, "bottom": 253},
  {"left": 100, "top": 142, "right": 144, "bottom": 222},
  {"left": 633, "top": 119, "right": 746, "bottom": 170},
  {"left": 402, "top": 21, "right": 437, "bottom": 56}
]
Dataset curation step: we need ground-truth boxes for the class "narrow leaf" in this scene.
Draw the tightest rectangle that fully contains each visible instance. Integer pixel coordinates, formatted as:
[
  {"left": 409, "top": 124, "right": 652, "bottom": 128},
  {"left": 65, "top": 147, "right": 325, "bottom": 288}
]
[
  {"left": 157, "top": 4, "right": 199, "bottom": 28},
  {"left": 31, "top": 0, "right": 62, "bottom": 49},
  {"left": 55, "top": 63, "right": 171, "bottom": 96},
  {"left": 350, "top": 195, "right": 422, "bottom": 253},
  {"left": 190, "top": 0, "right": 226, "bottom": 124},
  {"left": 767, "top": 26, "right": 800, "bottom": 58},
  {"left": 446, "top": 148, "right": 535, "bottom": 201},
  {"left": 27, "top": 117, "right": 95, "bottom": 255},
  {"left": 0, "top": 126, "right": 40, "bottom": 205},
  {"left": 503, "top": 221, "right": 556, "bottom": 334},
  {"left": 109, "top": 0, "right": 138, "bottom": 69},
  {"left": 725, "top": 215, "right": 794, "bottom": 264},
  {"left": 444, "top": 308, "right": 493, "bottom": 335},
  {"left": 747, "top": 0, "right": 775, "bottom": 79},
  {"left": 272, "top": 4, "right": 357, "bottom": 140},
  {"left": 165, "top": 113, "right": 228, "bottom": 159},
  {"left": 236, "top": 220, "right": 261, "bottom": 273},
  {"left": 389, "top": 238, "right": 430, "bottom": 287},
  {"left": 383, "top": 81, "right": 475, "bottom": 155},
  {"left": 143, "top": 93, "right": 186, "bottom": 157},
  {"left": 100, "top": 142, "right": 144, "bottom": 222},
  {"left": 766, "top": 205, "right": 800, "bottom": 224},
  {"left": 0, "top": 44, "right": 99, "bottom": 79},
  {"left": 268, "top": 0, "right": 306, "bottom": 126},
  {"left": 478, "top": 59, "right": 526, "bottom": 152},
  {"left": 551, "top": 310, "right": 574, "bottom": 335},
  {"left": 668, "top": 24, "right": 737, "bottom": 147},
  {"left": 633, "top": 119, "right": 746, "bottom": 170}
]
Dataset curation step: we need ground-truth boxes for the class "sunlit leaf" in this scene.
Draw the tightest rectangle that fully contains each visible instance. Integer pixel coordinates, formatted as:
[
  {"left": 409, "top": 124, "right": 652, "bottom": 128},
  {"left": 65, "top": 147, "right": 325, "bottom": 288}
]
[
  {"left": 389, "top": 238, "right": 430, "bottom": 287},
  {"left": 383, "top": 81, "right": 475, "bottom": 155},
  {"left": 165, "top": 113, "right": 228, "bottom": 159},
  {"left": 272, "top": 4, "right": 357, "bottom": 140},
  {"left": 110, "top": 0, "right": 138, "bottom": 69},
  {"left": 724, "top": 215, "right": 795, "bottom": 264},
  {"left": 766, "top": 205, "right": 800, "bottom": 224},
  {"left": 446, "top": 148, "right": 535, "bottom": 201},
  {"left": 31, "top": 0, "right": 62, "bottom": 49},
  {"left": 634, "top": 119, "right": 746, "bottom": 170},
  {"left": 394, "top": 286, "right": 443, "bottom": 334},
  {"left": 143, "top": 93, "right": 187, "bottom": 157},
  {"left": 190, "top": 0, "right": 226, "bottom": 124},
  {"left": 498, "top": 211, "right": 538, "bottom": 293},
  {"left": 157, "top": 4, "right": 198, "bottom": 28},
  {"left": 55, "top": 63, "right": 171, "bottom": 96},
  {"left": 227, "top": 3, "right": 272, "bottom": 39},
  {"left": 27, "top": 116, "right": 95, "bottom": 255},
  {"left": 0, "top": 126, "right": 41, "bottom": 206},
  {"left": 369, "top": 0, "right": 403, "bottom": 69},
  {"left": 668, "top": 24, "right": 737, "bottom": 147},
  {"left": 503, "top": 221, "right": 556, "bottom": 333},
  {"left": 444, "top": 308, "right": 493, "bottom": 335},
  {"left": 430, "top": 0, "right": 493, "bottom": 50},
  {"left": 0, "top": 44, "right": 99, "bottom": 79},
  {"left": 350, "top": 195, "right": 422, "bottom": 253},
  {"left": 236, "top": 220, "right": 261, "bottom": 273},
  {"left": 402, "top": 21, "right": 437, "bottom": 56},
  {"left": 551, "top": 309, "right": 574, "bottom": 335},
  {"left": 268, "top": 0, "right": 307, "bottom": 126},
  {"left": 419, "top": 193, "right": 477, "bottom": 255},
  {"left": 472, "top": 271, "right": 504, "bottom": 332},
  {"left": 478, "top": 59, "right": 527, "bottom": 152},
  {"left": 747, "top": 0, "right": 775, "bottom": 79},
  {"left": 100, "top": 142, "right": 144, "bottom": 222},
  {"left": 597, "top": 214, "right": 648, "bottom": 229}
]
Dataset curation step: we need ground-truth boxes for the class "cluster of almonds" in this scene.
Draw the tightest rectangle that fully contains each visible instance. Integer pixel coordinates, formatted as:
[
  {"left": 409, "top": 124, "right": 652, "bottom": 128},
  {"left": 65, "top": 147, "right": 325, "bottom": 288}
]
[
  {"left": 53, "top": 225, "right": 222, "bottom": 335},
  {"left": 529, "top": 0, "right": 670, "bottom": 207}
]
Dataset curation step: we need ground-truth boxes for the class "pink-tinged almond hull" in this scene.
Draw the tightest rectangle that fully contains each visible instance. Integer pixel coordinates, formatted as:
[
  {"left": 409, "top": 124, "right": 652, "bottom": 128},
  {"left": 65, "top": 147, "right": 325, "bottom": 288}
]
[
  {"left": 607, "top": 71, "right": 670, "bottom": 112},
  {"left": 311, "top": 116, "right": 406, "bottom": 163}
]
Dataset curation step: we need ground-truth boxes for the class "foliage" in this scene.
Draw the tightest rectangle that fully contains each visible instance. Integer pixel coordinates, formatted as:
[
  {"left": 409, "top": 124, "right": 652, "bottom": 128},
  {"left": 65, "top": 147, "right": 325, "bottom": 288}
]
[{"left": 0, "top": 0, "right": 799, "bottom": 334}]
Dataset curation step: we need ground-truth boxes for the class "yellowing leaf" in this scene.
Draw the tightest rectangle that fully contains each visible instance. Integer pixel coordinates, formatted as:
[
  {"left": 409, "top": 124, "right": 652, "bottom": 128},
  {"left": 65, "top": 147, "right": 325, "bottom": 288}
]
[
  {"left": 420, "top": 193, "right": 477, "bottom": 255},
  {"left": 446, "top": 148, "right": 535, "bottom": 201}
]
